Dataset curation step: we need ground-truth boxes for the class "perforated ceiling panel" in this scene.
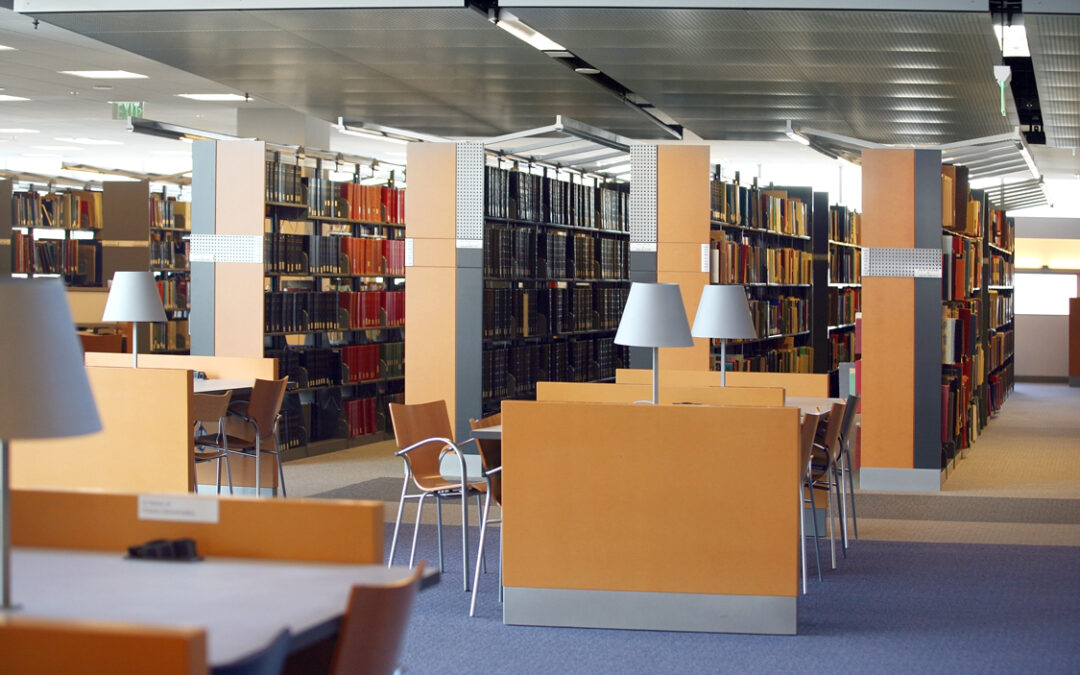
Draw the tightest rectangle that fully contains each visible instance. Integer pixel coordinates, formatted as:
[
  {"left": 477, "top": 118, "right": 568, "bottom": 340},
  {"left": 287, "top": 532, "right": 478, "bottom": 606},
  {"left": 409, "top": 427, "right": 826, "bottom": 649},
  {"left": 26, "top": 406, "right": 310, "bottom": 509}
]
[{"left": 1026, "top": 13, "right": 1080, "bottom": 148}]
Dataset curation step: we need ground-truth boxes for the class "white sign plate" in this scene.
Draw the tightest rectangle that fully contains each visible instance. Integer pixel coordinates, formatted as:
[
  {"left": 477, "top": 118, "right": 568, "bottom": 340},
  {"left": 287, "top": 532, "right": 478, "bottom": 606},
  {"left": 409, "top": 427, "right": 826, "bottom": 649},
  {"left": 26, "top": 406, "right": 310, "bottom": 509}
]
[
  {"left": 701, "top": 243, "right": 711, "bottom": 273},
  {"left": 404, "top": 238, "right": 414, "bottom": 267},
  {"left": 138, "top": 495, "right": 220, "bottom": 524}
]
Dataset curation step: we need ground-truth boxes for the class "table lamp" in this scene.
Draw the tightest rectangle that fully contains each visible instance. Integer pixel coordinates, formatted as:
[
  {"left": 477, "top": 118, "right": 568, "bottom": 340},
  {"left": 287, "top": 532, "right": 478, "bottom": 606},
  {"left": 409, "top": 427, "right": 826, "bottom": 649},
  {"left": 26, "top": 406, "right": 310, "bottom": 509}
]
[
  {"left": 0, "top": 279, "right": 102, "bottom": 609},
  {"left": 102, "top": 271, "right": 167, "bottom": 368},
  {"left": 691, "top": 284, "right": 757, "bottom": 386},
  {"left": 614, "top": 282, "right": 694, "bottom": 404}
]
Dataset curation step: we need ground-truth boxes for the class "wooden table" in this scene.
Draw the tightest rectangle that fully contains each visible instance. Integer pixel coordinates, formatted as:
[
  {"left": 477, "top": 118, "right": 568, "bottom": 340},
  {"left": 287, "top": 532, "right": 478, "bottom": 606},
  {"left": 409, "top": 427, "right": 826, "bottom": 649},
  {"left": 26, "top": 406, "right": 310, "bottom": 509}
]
[
  {"left": 785, "top": 396, "right": 845, "bottom": 416},
  {"left": 193, "top": 378, "right": 255, "bottom": 394},
  {"left": 6, "top": 548, "right": 436, "bottom": 667}
]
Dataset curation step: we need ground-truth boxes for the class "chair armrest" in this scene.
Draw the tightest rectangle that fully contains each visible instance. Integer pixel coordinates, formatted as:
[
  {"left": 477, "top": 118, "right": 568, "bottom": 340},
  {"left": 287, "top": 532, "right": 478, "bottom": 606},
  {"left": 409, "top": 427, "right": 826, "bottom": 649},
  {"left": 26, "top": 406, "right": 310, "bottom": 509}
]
[
  {"left": 485, "top": 466, "right": 502, "bottom": 477},
  {"left": 396, "top": 437, "right": 475, "bottom": 486}
]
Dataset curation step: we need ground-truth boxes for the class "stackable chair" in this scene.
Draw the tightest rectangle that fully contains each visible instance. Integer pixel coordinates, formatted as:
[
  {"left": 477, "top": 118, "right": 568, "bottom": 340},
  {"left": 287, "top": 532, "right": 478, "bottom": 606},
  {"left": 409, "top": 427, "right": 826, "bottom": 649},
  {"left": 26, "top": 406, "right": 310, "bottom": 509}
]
[
  {"left": 330, "top": 562, "right": 426, "bottom": 675},
  {"left": 837, "top": 393, "right": 861, "bottom": 544},
  {"left": 810, "top": 401, "right": 847, "bottom": 570},
  {"left": 468, "top": 413, "right": 503, "bottom": 617},
  {"left": 193, "top": 390, "right": 233, "bottom": 494},
  {"left": 388, "top": 400, "right": 486, "bottom": 591},
  {"left": 800, "top": 410, "right": 829, "bottom": 593},
  {"left": 209, "top": 378, "right": 289, "bottom": 497}
]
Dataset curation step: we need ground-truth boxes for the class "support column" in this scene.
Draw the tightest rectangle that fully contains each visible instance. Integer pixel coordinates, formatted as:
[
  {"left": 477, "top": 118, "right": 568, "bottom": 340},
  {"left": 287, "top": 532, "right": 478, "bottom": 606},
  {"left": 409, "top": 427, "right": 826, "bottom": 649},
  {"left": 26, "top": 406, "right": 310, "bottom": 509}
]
[{"left": 860, "top": 148, "right": 944, "bottom": 492}]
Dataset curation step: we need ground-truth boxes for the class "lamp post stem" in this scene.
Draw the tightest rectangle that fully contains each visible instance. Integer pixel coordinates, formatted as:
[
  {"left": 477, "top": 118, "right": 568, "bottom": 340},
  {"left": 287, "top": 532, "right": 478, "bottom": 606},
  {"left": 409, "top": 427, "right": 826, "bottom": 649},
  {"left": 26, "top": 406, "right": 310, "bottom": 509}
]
[
  {"left": 720, "top": 338, "right": 727, "bottom": 387},
  {"left": 1, "top": 438, "right": 12, "bottom": 609},
  {"left": 652, "top": 347, "right": 660, "bottom": 405},
  {"left": 132, "top": 323, "right": 139, "bottom": 368}
]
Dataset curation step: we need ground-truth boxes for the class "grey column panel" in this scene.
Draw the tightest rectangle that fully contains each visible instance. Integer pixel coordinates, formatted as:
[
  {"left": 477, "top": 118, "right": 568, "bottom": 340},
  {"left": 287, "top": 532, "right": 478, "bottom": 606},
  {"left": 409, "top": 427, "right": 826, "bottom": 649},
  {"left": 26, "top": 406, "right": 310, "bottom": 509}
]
[
  {"left": 629, "top": 146, "right": 658, "bottom": 372},
  {"left": 913, "top": 150, "right": 943, "bottom": 470},
  {"left": 189, "top": 140, "right": 216, "bottom": 356},
  {"left": 628, "top": 250, "right": 657, "bottom": 369},
  {"left": 455, "top": 248, "right": 483, "bottom": 446}
]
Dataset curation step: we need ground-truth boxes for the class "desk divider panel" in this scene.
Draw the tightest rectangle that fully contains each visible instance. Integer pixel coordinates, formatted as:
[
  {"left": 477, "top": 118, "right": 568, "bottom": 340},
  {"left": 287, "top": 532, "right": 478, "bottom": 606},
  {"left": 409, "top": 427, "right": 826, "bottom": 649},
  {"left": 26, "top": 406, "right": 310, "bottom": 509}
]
[
  {"left": 0, "top": 617, "right": 205, "bottom": 675},
  {"left": 13, "top": 489, "right": 383, "bottom": 564},
  {"left": 12, "top": 366, "right": 193, "bottom": 494},
  {"left": 535, "top": 381, "right": 785, "bottom": 406},
  {"left": 615, "top": 368, "right": 830, "bottom": 397},
  {"left": 84, "top": 352, "right": 277, "bottom": 380},
  {"left": 501, "top": 400, "right": 800, "bottom": 634}
]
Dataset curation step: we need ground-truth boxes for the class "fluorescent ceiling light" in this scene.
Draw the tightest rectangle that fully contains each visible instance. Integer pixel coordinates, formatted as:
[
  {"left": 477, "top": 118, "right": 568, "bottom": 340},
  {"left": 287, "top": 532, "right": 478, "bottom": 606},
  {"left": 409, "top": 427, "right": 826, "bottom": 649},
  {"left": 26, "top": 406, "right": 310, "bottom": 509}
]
[
  {"left": 495, "top": 10, "right": 566, "bottom": 52},
  {"left": 177, "top": 93, "right": 248, "bottom": 102},
  {"left": 574, "top": 67, "right": 601, "bottom": 75},
  {"left": 0, "top": 45, "right": 14, "bottom": 51},
  {"left": 60, "top": 70, "right": 147, "bottom": 79},
  {"left": 56, "top": 137, "right": 122, "bottom": 146},
  {"left": 785, "top": 120, "right": 810, "bottom": 146},
  {"left": 0, "top": 95, "right": 30, "bottom": 102},
  {"left": 993, "top": 24, "right": 1030, "bottom": 58},
  {"left": 33, "top": 145, "right": 83, "bottom": 151},
  {"left": 1019, "top": 144, "right": 1040, "bottom": 180},
  {"left": 0, "top": 128, "right": 38, "bottom": 133}
]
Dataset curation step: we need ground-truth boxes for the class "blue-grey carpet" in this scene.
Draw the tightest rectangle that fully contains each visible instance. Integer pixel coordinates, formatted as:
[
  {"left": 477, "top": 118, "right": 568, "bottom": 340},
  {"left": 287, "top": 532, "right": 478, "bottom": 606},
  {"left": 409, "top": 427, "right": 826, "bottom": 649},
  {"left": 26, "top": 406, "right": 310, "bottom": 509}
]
[{"left": 391, "top": 523, "right": 1080, "bottom": 674}]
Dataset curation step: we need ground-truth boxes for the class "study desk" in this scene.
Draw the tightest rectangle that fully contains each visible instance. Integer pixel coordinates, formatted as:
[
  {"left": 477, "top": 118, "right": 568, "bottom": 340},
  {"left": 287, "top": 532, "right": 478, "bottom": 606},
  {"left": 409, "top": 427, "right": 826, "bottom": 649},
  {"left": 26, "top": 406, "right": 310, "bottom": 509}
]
[
  {"left": 7, "top": 548, "right": 436, "bottom": 667},
  {"left": 193, "top": 378, "right": 255, "bottom": 394},
  {"left": 470, "top": 425, "right": 502, "bottom": 441},
  {"left": 786, "top": 397, "right": 845, "bottom": 415}
]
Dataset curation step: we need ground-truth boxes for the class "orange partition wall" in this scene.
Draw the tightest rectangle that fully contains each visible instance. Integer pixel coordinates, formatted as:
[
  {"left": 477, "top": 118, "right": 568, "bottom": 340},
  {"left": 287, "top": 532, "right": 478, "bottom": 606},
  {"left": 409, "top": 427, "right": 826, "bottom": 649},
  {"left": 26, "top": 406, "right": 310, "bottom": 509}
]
[
  {"left": 615, "top": 368, "right": 830, "bottom": 396},
  {"left": 1070, "top": 298, "right": 1080, "bottom": 385},
  {"left": 404, "top": 142, "right": 459, "bottom": 424},
  {"left": 657, "top": 145, "right": 711, "bottom": 371}
]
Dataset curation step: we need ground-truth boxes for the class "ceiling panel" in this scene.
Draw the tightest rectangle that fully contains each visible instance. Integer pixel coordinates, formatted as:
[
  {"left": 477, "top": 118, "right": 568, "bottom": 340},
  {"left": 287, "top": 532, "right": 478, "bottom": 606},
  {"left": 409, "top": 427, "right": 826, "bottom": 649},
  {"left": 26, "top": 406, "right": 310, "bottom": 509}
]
[{"left": 1027, "top": 13, "right": 1080, "bottom": 147}]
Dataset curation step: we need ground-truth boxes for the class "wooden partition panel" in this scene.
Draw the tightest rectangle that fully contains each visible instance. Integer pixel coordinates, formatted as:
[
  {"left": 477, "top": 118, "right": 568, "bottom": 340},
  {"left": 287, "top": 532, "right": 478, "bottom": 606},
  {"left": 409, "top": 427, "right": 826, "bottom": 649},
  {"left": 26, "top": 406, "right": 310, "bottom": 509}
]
[
  {"left": 0, "top": 617, "right": 205, "bottom": 675},
  {"left": 84, "top": 353, "right": 277, "bottom": 380},
  {"left": 502, "top": 400, "right": 800, "bottom": 596},
  {"left": 12, "top": 367, "right": 193, "bottom": 493},
  {"left": 615, "top": 368, "right": 830, "bottom": 397},
  {"left": 13, "top": 489, "right": 383, "bottom": 564},
  {"left": 535, "top": 381, "right": 784, "bottom": 406}
]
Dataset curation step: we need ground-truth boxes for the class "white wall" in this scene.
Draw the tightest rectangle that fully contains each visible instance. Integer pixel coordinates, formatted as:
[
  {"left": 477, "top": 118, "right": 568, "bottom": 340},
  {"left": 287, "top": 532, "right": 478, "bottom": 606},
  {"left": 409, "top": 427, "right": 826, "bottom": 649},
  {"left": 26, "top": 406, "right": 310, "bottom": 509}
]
[{"left": 1015, "top": 315, "right": 1070, "bottom": 379}]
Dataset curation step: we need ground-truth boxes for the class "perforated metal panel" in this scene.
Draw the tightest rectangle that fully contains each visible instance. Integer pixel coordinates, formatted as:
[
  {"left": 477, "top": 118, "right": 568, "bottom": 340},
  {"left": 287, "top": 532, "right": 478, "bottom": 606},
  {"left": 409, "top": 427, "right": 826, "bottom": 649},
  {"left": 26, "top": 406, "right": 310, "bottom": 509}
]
[
  {"left": 456, "top": 141, "right": 484, "bottom": 246},
  {"left": 862, "top": 247, "right": 941, "bottom": 278},
  {"left": 629, "top": 144, "right": 657, "bottom": 246},
  {"left": 189, "top": 233, "right": 263, "bottom": 264}
]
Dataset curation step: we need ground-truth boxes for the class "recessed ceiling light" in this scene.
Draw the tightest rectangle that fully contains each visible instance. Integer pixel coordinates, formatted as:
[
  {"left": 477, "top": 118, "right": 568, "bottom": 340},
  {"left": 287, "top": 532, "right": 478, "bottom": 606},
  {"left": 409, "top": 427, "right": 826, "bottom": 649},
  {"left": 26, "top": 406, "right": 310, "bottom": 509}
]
[
  {"left": 33, "top": 145, "right": 83, "bottom": 151},
  {"left": 0, "top": 95, "right": 30, "bottom": 102},
  {"left": 0, "top": 45, "right": 14, "bottom": 51},
  {"left": 23, "top": 153, "right": 62, "bottom": 158},
  {"left": 55, "top": 136, "right": 122, "bottom": 146},
  {"left": 177, "top": 93, "right": 247, "bottom": 102},
  {"left": 545, "top": 51, "right": 574, "bottom": 58},
  {"left": 92, "top": 84, "right": 113, "bottom": 91},
  {"left": 0, "top": 128, "right": 38, "bottom": 133},
  {"left": 60, "top": 70, "right": 148, "bottom": 79},
  {"left": 574, "top": 67, "right": 601, "bottom": 75}
]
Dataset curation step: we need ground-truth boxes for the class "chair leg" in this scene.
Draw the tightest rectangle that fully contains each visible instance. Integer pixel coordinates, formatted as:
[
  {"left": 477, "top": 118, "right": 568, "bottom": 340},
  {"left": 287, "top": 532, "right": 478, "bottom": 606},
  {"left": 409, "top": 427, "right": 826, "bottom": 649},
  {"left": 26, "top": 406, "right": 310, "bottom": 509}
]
[
  {"left": 844, "top": 444, "right": 859, "bottom": 540},
  {"left": 461, "top": 487, "right": 471, "bottom": 593},
  {"left": 477, "top": 492, "right": 487, "bottom": 574},
  {"left": 807, "top": 483, "right": 822, "bottom": 581},
  {"left": 254, "top": 436, "right": 262, "bottom": 498},
  {"left": 827, "top": 482, "right": 836, "bottom": 570},
  {"left": 409, "top": 493, "right": 428, "bottom": 569},
  {"left": 223, "top": 451, "right": 234, "bottom": 496},
  {"left": 799, "top": 485, "right": 807, "bottom": 595},
  {"left": 834, "top": 464, "right": 847, "bottom": 558},
  {"left": 435, "top": 493, "right": 444, "bottom": 573},
  {"left": 470, "top": 489, "right": 493, "bottom": 617},
  {"left": 275, "top": 451, "right": 287, "bottom": 498},
  {"left": 215, "top": 457, "right": 223, "bottom": 495},
  {"left": 388, "top": 479, "right": 409, "bottom": 568}
]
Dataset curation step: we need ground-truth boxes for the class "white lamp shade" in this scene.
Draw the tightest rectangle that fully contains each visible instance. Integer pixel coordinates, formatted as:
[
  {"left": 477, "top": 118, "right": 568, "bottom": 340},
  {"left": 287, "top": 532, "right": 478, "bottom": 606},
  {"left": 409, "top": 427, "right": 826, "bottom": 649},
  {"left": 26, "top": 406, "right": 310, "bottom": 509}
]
[
  {"left": 102, "top": 271, "right": 167, "bottom": 323},
  {"left": 0, "top": 279, "right": 101, "bottom": 439},
  {"left": 614, "top": 282, "right": 694, "bottom": 348},
  {"left": 691, "top": 284, "right": 758, "bottom": 340}
]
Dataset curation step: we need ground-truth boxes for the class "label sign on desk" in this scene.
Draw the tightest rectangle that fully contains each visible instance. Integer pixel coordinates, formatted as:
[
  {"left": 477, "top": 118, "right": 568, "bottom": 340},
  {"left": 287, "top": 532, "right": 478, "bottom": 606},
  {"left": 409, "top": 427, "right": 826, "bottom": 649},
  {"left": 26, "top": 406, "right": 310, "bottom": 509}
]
[{"left": 138, "top": 495, "right": 220, "bottom": 524}]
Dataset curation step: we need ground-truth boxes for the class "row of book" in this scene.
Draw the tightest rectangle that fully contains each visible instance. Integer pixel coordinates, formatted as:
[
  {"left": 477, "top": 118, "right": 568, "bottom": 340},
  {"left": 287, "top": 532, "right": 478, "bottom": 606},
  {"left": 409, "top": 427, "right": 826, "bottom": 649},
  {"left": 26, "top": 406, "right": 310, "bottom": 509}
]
[
  {"left": 308, "top": 177, "right": 406, "bottom": 225},
  {"left": 149, "top": 319, "right": 189, "bottom": 353},
  {"left": 828, "top": 330, "right": 856, "bottom": 370},
  {"left": 483, "top": 286, "right": 627, "bottom": 340},
  {"left": 481, "top": 337, "right": 629, "bottom": 404},
  {"left": 149, "top": 194, "right": 190, "bottom": 230},
  {"left": 942, "top": 301, "right": 980, "bottom": 366},
  {"left": 989, "top": 254, "right": 1014, "bottom": 287},
  {"left": 341, "top": 342, "right": 404, "bottom": 383},
  {"left": 339, "top": 291, "right": 405, "bottom": 330},
  {"left": 715, "top": 340, "right": 814, "bottom": 374},
  {"left": 269, "top": 347, "right": 342, "bottom": 389},
  {"left": 265, "top": 158, "right": 304, "bottom": 204},
  {"left": 150, "top": 235, "right": 188, "bottom": 269},
  {"left": 156, "top": 277, "right": 189, "bottom": 312},
  {"left": 14, "top": 190, "right": 103, "bottom": 229},
  {"left": 987, "top": 362, "right": 1014, "bottom": 417},
  {"left": 709, "top": 179, "right": 809, "bottom": 237},
  {"left": 987, "top": 290, "right": 1014, "bottom": 328},
  {"left": 710, "top": 237, "right": 813, "bottom": 285},
  {"left": 12, "top": 233, "right": 100, "bottom": 281},
  {"left": 344, "top": 397, "right": 380, "bottom": 439},
  {"left": 989, "top": 210, "right": 1014, "bottom": 252},
  {"left": 265, "top": 233, "right": 406, "bottom": 277},
  {"left": 483, "top": 224, "right": 629, "bottom": 281},
  {"left": 264, "top": 290, "right": 406, "bottom": 333},
  {"left": 987, "top": 330, "right": 1014, "bottom": 374},
  {"left": 745, "top": 296, "right": 810, "bottom": 339},
  {"left": 941, "top": 366, "right": 977, "bottom": 455},
  {"left": 829, "top": 205, "right": 862, "bottom": 245},
  {"left": 829, "top": 287, "right": 861, "bottom": 326},
  {"left": 829, "top": 245, "right": 862, "bottom": 285},
  {"left": 484, "top": 165, "right": 630, "bottom": 231},
  {"left": 942, "top": 234, "right": 982, "bottom": 301}
]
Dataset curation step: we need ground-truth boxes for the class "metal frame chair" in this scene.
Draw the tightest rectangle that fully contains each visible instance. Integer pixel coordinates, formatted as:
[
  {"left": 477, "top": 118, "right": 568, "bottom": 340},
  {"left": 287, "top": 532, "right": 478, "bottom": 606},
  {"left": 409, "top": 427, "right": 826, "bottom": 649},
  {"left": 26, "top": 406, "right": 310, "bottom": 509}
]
[
  {"left": 193, "top": 390, "right": 233, "bottom": 495},
  {"left": 468, "top": 413, "right": 502, "bottom": 617},
  {"left": 810, "top": 401, "right": 846, "bottom": 570},
  {"left": 212, "top": 378, "right": 289, "bottom": 498},
  {"left": 800, "top": 410, "right": 828, "bottom": 593},
  {"left": 388, "top": 401, "right": 485, "bottom": 591},
  {"left": 837, "top": 393, "right": 861, "bottom": 544}
]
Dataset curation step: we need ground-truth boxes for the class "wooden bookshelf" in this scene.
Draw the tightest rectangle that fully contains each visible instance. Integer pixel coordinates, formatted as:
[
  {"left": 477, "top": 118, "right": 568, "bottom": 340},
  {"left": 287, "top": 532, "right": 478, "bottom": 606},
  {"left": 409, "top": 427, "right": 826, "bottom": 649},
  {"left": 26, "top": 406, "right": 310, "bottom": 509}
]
[
  {"left": 11, "top": 186, "right": 104, "bottom": 287},
  {"left": 825, "top": 205, "right": 862, "bottom": 385},
  {"left": 149, "top": 192, "right": 191, "bottom": 354},
  {"left": 985, "top": 208, "right": 1015, "bottom": 413}
]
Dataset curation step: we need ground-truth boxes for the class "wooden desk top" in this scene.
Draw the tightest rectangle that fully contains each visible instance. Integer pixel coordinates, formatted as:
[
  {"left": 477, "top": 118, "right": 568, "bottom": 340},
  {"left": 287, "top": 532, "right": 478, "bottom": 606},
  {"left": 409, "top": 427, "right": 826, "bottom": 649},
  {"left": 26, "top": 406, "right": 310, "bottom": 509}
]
[
  {"left": 7, "top": 548, "right": 432, "bottom": 666},
  {"left": 470, "top": 425, "right": 502, "bottom": 440},
  {"left": 193, "top": 378, "right": 255, "bottom": 394}
]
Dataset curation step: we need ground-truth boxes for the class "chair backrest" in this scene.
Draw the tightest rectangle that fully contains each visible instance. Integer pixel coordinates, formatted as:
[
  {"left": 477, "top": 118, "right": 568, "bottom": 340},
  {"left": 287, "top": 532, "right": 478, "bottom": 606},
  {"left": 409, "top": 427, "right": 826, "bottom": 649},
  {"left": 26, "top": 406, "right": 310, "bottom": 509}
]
[
  {"left": 247, "top": 378, "right": 289, "bottom": 441},
  {"left": 800, "top": 411, "right": 828, "bottom": 481},
  {"left": 838, "top": 393, "right": 859, "bottom": 446},
  {"left": 469, "top": 413, "right": 502, "bottom": 506},
  {"left": 193, "top": 391, "right": 232, "bottom": 427},
  {"left": 819, "top": 401, "right": 846, "bottom": 465},
  {"left": 389, "top": 401, "right": 454, "bottom": 480},
  {"left": 212, "top": 628, "right": 291, "bottom": 675},
  {"left": 330, "top": 561, "right": 426, "bottom": 675}
]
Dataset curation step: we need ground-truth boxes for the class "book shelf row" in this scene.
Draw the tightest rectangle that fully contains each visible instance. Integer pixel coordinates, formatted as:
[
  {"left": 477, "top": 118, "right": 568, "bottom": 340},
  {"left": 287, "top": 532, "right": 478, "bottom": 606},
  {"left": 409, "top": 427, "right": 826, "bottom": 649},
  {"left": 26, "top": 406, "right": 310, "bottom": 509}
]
[
  {"left": 13, "top": 189, "right": 103, "bottom": 230},
  {"left": 265, "top": 232, "right": 406, "bottom": 278},
  {"left": 12, "top": 233, "right": 99, "bottom": 284},
  {"left": 483, "top": 285, "right": 627, "bottom": 341},
  {"left": 268, "top": 343, "right": 405, "bottom": 392},
  {"left": 263, "top": 289, "right": 405, "bottom": 334},
  {"left": 482, "top": 337, "right": 629, "bottom": 410},
  {"left": 483, "top": 223, "right": 629, "bottom": 281},
  {"left": 709, "top": 176, "right": 810, "bottom": 237},
  {"left": 712, "top": 338, "right": 814, "bottom": 374},
  {"left": 484, "top": 165, "right": 630, "bottom": 232},
  {"left": 709, "top": 236, "right": 813, "bottom": 286},
  {"left": 265, "top": 156, "right": 406, "bottom": 226}
]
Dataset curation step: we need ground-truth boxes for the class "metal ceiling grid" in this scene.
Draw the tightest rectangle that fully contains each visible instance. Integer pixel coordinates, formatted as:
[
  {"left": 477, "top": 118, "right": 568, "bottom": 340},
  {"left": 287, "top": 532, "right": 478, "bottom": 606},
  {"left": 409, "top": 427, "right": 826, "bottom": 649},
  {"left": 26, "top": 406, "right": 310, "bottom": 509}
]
[
  {"left": 518, "top": 8, "right": 1011, "bottom": 143},
  {"left": 1026, "top": 13, "right": 1080, "bottom": 148},
  {"left": 30, "top": 7, "right": 669, "bottom": 140}
]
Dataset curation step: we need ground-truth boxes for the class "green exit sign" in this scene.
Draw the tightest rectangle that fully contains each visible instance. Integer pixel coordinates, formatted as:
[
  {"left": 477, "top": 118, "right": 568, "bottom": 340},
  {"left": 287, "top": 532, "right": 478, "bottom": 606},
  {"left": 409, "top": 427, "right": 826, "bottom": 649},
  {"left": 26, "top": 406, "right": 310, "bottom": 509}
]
[{"left": 112, "top": 101, "right": 145, "bottom": 120}]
